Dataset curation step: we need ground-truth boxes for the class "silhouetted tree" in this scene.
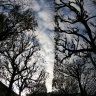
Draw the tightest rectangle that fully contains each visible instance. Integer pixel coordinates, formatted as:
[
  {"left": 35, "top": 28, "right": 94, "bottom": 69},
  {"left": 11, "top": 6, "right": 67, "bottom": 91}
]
[
  {"left": 27, "top": 69, "right": 47, "bottom": 96},
  {"left": 52, "top": 76, "right": 78, "bottom": 95},
  {"left": 0, "top": 1, "right": 38, "bottom": 95},
  {"left": 0, "top": 3, "right": 37, "bottom": 41},
  {"left": 0, "top": 33, "right": 39, "bottom": 96},
  {"left": 29, "top": 69, "right": 47, "bottom": 93},
  {"left": 54, "top": 0, "right": 96, "bottom": 68},
  {"left": 54, "top": 1, "right": 96, "bottom": 94},
  {"left": 16, "top": 68, "right": 47, "bottom": 96},
  {"left": 54, "top": 57, "right": 96, "bottom": 96},
  {"left": 64, "top": 59, "right": 86, "bottom": 96}
]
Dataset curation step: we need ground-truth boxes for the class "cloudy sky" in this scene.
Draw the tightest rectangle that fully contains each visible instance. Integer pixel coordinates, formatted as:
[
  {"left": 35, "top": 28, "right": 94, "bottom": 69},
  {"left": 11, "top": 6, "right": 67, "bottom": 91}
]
[
  {"left": 21, "top": 0, "right": 55, "bottom": 93},
  {"left": 1, "top": 0, "right": 96, "bottom": 95},
  {"left": 1, "top": 0, "right": 55, "bottom": 95},
  {"left": 17, "top": 0, "right": 96, "bottom": 94},
  {"left": 31, "top": 0, "right": 54, "bottom": 92}
]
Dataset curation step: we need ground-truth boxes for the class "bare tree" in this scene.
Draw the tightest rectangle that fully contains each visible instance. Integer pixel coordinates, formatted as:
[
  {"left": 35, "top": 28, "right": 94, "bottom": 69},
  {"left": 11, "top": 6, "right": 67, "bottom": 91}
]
[
  {"left": 0, "top": 33, "right": 39, "bottom": 96},
  {"left": 0, "top": 3, "right": 37, "bottom": 41},
  {"left": 52, "top": 75, "right": 78, "bottom": 95},
  {"left": 17, "top": 67, "right": 47, "bottom": 96},
  {"left": 55, "top": 57, "right": 96, "bottom": 96},
  {"left": 27, "top": 69, "right": 47, "bottom": 96},
  {"left": 64, "top": 59, "right": 86, "bottom": 96},
  {"left": 16, "top": 61, "right": 38, "bottom": 96},
  {"left": 54, "top": 0, "right": 96, "bottom": 68}
]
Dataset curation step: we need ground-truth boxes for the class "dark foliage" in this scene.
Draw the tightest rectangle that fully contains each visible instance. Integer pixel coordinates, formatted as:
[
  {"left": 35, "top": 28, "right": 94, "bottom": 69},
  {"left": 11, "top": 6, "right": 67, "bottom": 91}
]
[
  {"left": 54, "top": 0, "right": 96, "bottom": 68},
  {"left": 0, "top": 3, "right": 37, "bottom": 41},
  {"left": 54, "top": 1, "right": 96, "bottom": 95},
  {"left": 0, "top": 81, "right": 18, "bottom": 96},
  {"left": 0, "top": 32, "right": 40, "bottom": 96}
]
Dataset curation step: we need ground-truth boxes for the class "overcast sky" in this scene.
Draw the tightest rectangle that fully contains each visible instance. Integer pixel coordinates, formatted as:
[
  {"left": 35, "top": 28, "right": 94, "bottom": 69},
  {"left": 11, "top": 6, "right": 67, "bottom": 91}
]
[
  {"left": 1, "top": 0, "right": 96, "bottom": 95},
  {"left": 0, "top": 0, "right": 55, "bottom": 95},
  {"left": 21, "top": 0, "right": 55, "bottom": 93},
  {"left": 32, "top": 0, "right": 55, "bottom": 93},
  {"left": 16, "top": 0, "right": 96, "bottom": 95}
]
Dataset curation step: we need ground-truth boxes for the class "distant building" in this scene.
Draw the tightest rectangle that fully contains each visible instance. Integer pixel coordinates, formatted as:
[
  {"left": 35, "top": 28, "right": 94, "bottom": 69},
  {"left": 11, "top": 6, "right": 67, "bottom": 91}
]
[{"left": 0, "top": 81, "right": 18, "bottom": 96}]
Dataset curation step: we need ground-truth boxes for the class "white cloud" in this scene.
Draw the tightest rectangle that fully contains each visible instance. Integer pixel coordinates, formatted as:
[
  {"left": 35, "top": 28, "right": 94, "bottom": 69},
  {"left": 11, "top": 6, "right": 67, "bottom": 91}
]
[
  {"left": 38, "top": 10, "right": 54, "bottom": 30},
  {"left": 31, "top": 0, "right": 41, "bottom": 11},
  {"left": 33, "top": 0, "right": 54, "bottom": 92},
  {"left": 38, "top": 11, "right": 51, "bottom": 21}
]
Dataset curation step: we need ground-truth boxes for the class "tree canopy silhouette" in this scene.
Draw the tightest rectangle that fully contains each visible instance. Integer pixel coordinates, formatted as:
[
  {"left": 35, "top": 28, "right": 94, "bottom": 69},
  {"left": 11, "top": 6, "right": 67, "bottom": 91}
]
[
  {"left": 54, "top": 0, "right": 96, "bottom": 68},
  {"left": 0, "top": 3, "right": 37, "bottom": 41}
]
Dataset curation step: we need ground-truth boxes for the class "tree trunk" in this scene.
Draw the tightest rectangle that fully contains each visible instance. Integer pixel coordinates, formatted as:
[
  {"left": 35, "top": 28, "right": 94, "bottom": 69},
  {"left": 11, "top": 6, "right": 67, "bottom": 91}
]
[
  {"left": 7, "top": 73, "right": 15, "bottom": 96},
  {"left": 78, "top": 78, "right": 84, "bottom": 96}
]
